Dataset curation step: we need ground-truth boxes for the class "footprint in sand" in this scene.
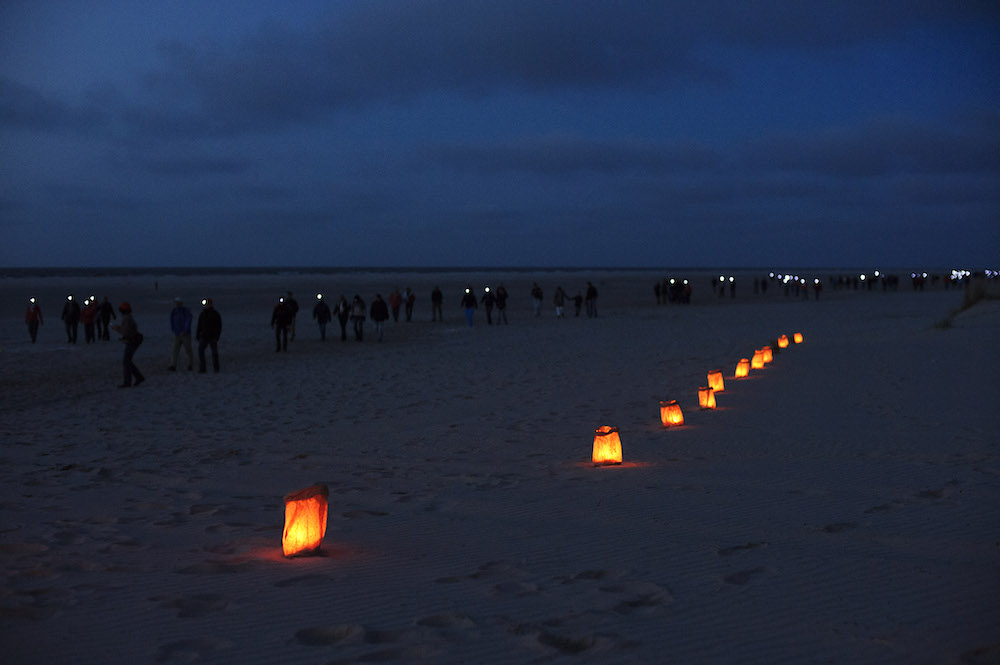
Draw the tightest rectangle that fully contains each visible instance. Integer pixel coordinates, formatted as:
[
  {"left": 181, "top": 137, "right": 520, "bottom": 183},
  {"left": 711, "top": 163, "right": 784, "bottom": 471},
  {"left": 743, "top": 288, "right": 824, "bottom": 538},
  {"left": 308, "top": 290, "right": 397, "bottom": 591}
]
[
  {"left": 822, "top": 522, "right": 858, "bottom": 533},
  {"left": 153, "top": 593, "right": 230, "bottom": 618},
  {"left": 155, "top": 637, "right": 232, "bottom": 663},
  {"left": 717, "top": 541, "right": 767, "bottom": 556},
  {"left": 723, "top": 567, "right": 766, "bottom": 585}
]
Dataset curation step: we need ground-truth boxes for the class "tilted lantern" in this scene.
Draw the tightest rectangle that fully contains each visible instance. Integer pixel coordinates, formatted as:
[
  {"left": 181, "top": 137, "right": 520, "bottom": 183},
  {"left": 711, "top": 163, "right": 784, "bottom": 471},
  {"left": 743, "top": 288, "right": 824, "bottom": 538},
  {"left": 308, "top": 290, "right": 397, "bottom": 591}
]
[
  {"left": 751, "top": 350, "right": 765, "bottom": 370},
  {"left": 707, "top": 369, "right": 725, "bottom": 393},
  {"left": 660, "top": 400, "right": 684, "bottom": 427},
  {"left": 698, "top": 386, "right": 716, "bottom": 409},
  {"left": 592, "top": 425, "right": 623, "bottom": 465},
  {"left": 777, "top": 334, "right": 789, "bottom": 349},
  {"left": 735, "top": 358, "right": 750, "bottom": 378},
  {"left": 761, "top": 346, "right": 773, "bottom": 364},
  {"left": 282, "top": 483, "right": 329, "bottom": 557},
  {"left": 793, "top": 332, "right": 804, "bottom": 344}
]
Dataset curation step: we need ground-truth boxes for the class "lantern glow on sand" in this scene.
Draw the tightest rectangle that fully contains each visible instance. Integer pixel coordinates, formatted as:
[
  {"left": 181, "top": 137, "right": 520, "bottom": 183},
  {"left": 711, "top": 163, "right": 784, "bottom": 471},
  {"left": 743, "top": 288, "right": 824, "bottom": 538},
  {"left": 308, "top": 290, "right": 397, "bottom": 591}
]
[
  {"left": 698, "top": 386, "right": 716, "bottom": 409},
  {"left": 794, "top": 332, "right": 804, "bottom": 344},
  {"left": 778, "top": 334, "right": 789, "bottom": 349},
  {"left": 282, "top": 483, "right": 329, "bottom": 557},
  {"left": 761, "top": 346, "right": 774, "bottom": 364},
  {"left": 751, "top": 350, "right": 765, "bottom": 370},
  {"left": 592, "top": 425, "right": 623, "bottom": 465},
  {"left": 735, "top": 358, "right": 750, "bottom": 378},
  {"left": 660, "top": 400, "right": 684, "bottom": 427},
  {"left": 707, "top": 369, "right": 725, "bottom": 393}
]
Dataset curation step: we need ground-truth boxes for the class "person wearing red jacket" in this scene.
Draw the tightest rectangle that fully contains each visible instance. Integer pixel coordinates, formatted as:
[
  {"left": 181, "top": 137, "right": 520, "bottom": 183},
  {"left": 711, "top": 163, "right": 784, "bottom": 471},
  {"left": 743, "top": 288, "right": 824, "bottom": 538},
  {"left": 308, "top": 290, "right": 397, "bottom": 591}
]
[{"left": 25, "top": 297, "right": 43, "bottom": 343}]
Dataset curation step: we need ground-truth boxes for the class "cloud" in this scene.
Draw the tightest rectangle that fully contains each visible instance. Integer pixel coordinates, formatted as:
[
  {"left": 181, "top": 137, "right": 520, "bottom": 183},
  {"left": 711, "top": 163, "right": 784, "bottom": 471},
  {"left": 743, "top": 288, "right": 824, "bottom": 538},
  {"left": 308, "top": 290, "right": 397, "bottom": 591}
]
[{"left": 0, "top": 77, "right": 106, "bottom": 133}]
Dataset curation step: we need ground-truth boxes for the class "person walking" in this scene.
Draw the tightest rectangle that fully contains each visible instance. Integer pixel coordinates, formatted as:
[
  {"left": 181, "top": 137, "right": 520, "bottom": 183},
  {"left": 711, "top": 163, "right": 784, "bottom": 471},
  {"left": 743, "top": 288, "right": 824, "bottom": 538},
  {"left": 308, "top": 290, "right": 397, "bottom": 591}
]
[
  {"left": 271, "top": 297, "right": 293, "bottom": 352},
  {"left": 111, "top": 302, "right": 144, "bottom": 388},
  {"left": 167, "top": 297, "right": 194, "bottom": 371},
  {"left": 285, "top": 292, "right": 299, "bottom": 340},
  {"left": 334, "top": 295, "right": 350, "bottom": 341},
  {"left": 461, "top": 286, "right": 478, "bottom": 327},
  {"left": 196, "top": 298, "right": 222, "bottom": 373},
  {"left": 81, "top": 297, "right": 99, "bottom": 343},
  {"left": 389, "top": 288, "right": 402, "bottom": 322},
  {"left": 495, "top": 284, "right": 509, "bottom": 324},
  {"left": 370, "top": 293, "right": 389, "bottom": 341},
  {"left": 531, "top": 283, "right": 543, "bottom": 317},
  {"left": 61, "top": 294, "right": 80, "bottom": 343},
  {"left": 350, "top": 294, "right": 366, "bottom": 341},
  {"left": 98, "top": 296, "right": 116, "bottom": 340},
  {"left": 431, "top": 286, "right": 443, "bottom": 322},
  {"left": 25, "top": 297, "right": 43, "bottom": 343},
  {"left": 585, "top": 282, "right": 598, "bottom": 318},
  {"left": 313, "top": 293, "right": 332, "bottom": 341},
  {"left": 553, "top": 286, "right": 568, "bottom": 318},
  {"left": 404, "top": 288, "right": 416, "bottom": 322}
]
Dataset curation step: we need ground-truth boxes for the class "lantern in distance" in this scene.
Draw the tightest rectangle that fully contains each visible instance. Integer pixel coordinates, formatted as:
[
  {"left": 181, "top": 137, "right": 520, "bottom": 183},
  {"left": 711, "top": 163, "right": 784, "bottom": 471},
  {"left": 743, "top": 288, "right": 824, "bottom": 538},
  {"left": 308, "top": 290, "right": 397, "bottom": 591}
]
[
  {"left": 751, "top": 350, "right": 765, "bottom": 370},
  {"left": 282, "top": 483, "right": 329, "bottom": 557},
  {"left": 734, "top": 358, "right": 750, "bottom": 378},
  {"left": 793, "top": 332, "right": 804, "bottom": 344},
  {"left": 698, "top": 386, "right": 716, "bottom": 409},
  {"left": 592, "top": 425, "right": 623, "bottom": 465},
  {"left": 660, "top": 400, "right": 684, "bottom": 427},
  {"left": 761, "top": 346, "right": 773, "bottom": 364},
  {"left": 707, "top": 369, "right": 725, "bottom": 393},
  {"left": 777, "top": 334, "right": 789, "bottom": 349}
]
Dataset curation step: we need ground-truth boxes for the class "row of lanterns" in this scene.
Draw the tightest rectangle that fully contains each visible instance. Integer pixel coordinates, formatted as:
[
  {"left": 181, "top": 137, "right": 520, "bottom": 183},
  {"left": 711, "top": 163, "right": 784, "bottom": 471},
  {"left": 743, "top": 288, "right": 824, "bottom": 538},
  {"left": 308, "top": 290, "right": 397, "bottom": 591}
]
[
  {"left": 591, "top": 331, "right": 804, "bottom": 466},
  {"left": 281, "top": 333, "right": 805, "bottom": 557}
]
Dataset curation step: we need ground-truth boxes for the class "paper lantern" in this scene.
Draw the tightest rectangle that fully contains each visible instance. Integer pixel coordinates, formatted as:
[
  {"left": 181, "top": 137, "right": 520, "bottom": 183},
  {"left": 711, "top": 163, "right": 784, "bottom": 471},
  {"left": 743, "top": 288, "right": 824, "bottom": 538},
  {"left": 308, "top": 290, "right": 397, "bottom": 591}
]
[
  {"left": 592, "top": 425, "right": 623, "bottom": 465},
  {"left": 660, "top": 400, "right": 684, "bottom": 427},
  {"left": 698, "top": 386, "right": 716, "bottom": 409},
  {"left": 761, "top": 346, "right": 773, "bottom": 364},
  {"left": 777, "top": 334, "right": 789, "bottom": 349},
  {"left": 793, "top": 332, "right": 804, "bottom": 344},
  {"left": 707, "top": 369, "right": 725, "bottom": 393},
  {"left": 282, "top": 483, "right": 329, "bottom": 557},
  {"left": 751, "top": 350, "right": 765, "bottom": 369},
  {"left": 735, "top": 358, "right": 750, "bottom": 378}
]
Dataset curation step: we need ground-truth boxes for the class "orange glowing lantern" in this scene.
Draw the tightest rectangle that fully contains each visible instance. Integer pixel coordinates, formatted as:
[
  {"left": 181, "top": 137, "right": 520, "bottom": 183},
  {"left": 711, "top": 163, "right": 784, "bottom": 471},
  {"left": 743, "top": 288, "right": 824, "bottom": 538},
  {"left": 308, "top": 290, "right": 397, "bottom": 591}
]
[
  {"left": 735, "top": 358, "right": 750, "bottom": 378},
  {"left": 777, "top": 334, "right": 789, "bottom": 349},
  {"left": 698, "top": 386, "right": 716, "bottom": 409},
  {"left": 761, "top": 346, "right": 773, "bottom": 364},
  {"left": 707, "top": 369, "right": 725, "bottom": 393},
  {"left": 592, "top": 425, "right": 623, "bottom": 465},
  {"left": 751, "top": 350, "right": 765, "bottom": 369},
  {"left": 659, "top": 400, "right": 684, "bottom": 427},
  {"left": 793, "top": 332, "right": 803, "bottom": 344},
  {"left": 282, "top": 483, "right": 329, "bottom": 557}
]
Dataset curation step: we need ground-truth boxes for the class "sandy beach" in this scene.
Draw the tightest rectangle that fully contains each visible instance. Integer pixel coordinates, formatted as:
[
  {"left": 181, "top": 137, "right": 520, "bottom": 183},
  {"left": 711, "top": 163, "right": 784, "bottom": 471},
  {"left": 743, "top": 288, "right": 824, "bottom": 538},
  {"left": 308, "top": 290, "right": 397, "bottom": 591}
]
[{"left": 1, "top": 269, "right": 997, "bottom": 664}]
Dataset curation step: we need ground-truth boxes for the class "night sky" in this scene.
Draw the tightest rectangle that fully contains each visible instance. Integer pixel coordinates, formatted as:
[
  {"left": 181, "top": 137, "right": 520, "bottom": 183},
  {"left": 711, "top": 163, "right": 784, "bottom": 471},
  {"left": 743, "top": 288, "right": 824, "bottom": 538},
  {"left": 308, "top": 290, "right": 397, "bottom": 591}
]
[{"left": 2, "top": 1, "right": 998, "bottom": 269}]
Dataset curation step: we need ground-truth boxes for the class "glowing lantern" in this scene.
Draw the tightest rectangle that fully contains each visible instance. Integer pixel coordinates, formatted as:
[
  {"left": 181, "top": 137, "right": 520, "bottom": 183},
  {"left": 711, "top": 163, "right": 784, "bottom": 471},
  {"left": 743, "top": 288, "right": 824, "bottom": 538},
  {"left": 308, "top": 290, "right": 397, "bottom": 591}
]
[
  {"left": 735, "top": 358, "right": 750, "bottom": 378},
  {"left": 707, "top": 369, "right": 725, "bottom": 393},
  {"left": 751, "top": 350, "right": 765, "bottom": 369},
  {"left": 793, "top": 332, "right": 803, "bottom": 344},
  {"left": 282, "top": 483, "right": 329, "bottom": 557},
  {"left": 777, "top": 334, "right": 789, "bottom": 349},
  {"left": 761, "top": 346, "right": 773, "bottom": 364},
  {"left": 698, "top": 386, "right": 716, "bottom": 409},
  {"left": 659, "top": 400, "right": 684, "bottom": 427},
  {"left": 592, "top": 426, "right": 623, "bottom": 465}
]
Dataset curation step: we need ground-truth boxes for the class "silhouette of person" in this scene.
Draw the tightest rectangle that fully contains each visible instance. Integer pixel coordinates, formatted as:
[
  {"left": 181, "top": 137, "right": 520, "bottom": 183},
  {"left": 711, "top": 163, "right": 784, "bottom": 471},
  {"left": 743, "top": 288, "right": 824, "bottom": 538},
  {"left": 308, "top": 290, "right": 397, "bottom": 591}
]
[
  {"left": 196, "top": 298, "right": 222, "bottom": 373},
  {"left": 285, "top": 292, "right": 300, "bottom": 340},
  {"left": 370, "top": 293, "right": 389, "bottom": 341},
  {"left": 25, "top": 297, "right": 43, "bottom": 343},
  {"left": 481, "top": 286, "right": 496, "bottom": 324},
  {"left": 531, "top": 283, "right": 543, "bottom": 317},
  {"left": 389, "top": 288, "right": 402, "bottom": 322},
  {"left": 495, "top": 284, "right": 509, "bottom": 324},
  {"left": 404, "top": 288, "right": 416, "bottom": 322},
  {"left": 313, "top": 293, "right": 332, "bottom": 341},
  {"left": 461, "top": 286, "right": 478, "bottom": 326},
  {"left": 111, "top": 302, "right": 144, "bottom": 388},
  {"left": 98, "top": 296, "right": 116, "bottom": 340},
  {"left": 271, "top": 297, "right": 293, "bottom": 351},
  {"left": 431, "top": 286, "right": 443, "bottom": 322},
  {"left": 61, "top": 294, "right": 80, "bottom": 343},
  {"left": 334, "top": 295, "right": 350, "bottom": 341},
  {"left": 350, "top": 294, "right": 366, "bottom": 341},
  {"left": 168, "top": 298, "right": 194, "bottom": 371},
  {"left": 585, "top": 282, "right": 598, "bottom": 317},
  {"left": 553, "top": 286, "right": 567, "bottom": 318}
]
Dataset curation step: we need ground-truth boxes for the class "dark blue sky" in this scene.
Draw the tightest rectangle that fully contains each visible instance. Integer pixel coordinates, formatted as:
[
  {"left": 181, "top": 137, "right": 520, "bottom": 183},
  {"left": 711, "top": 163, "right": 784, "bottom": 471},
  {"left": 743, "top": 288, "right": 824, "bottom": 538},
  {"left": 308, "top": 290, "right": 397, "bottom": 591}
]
[{"left": 2, "top": 1, "right": 998, "bottom": 268}]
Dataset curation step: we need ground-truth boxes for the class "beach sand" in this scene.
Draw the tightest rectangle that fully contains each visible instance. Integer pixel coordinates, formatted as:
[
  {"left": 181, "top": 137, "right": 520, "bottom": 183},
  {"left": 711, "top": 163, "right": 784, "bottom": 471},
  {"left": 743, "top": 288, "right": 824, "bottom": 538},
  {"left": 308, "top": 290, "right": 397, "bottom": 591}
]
[{"left": 1, "top": 270, "right": 998, "bottom": 664}]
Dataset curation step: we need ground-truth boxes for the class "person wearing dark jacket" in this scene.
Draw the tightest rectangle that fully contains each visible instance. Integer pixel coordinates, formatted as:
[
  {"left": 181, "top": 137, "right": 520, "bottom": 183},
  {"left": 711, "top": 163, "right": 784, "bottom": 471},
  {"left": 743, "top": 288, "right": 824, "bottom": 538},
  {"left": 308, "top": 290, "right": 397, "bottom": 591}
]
[
  {"left": 61, "top": 294, "right": 81, "bottom": 343},
  {"left": 167, "top": 297, "right": 193, "bottom": 371},
  {"left": 313, "top": 293, "right": 332, "bottom": 341},
  {"left": 111, "top": 302, "right": 144, "bottom": 388},
  {"left": 98, "top": 296, "right": 116, "bottom": 340},
  {"left": 370, "top": 293, "right": 389, "bottom": 341},
  {"left": 461, "top": 286, "right": 478, "bottom": 327},
  {"left": 334, "top": 295, "right": 350, "bottom": 341},
  {"left": 350, "top": 295, "right": 366, "bottom": 341},
  {"left": 271, "top": 297, "right": 293, "bottom": 352},
  {"left": 196, "top": 298, "right": 222, "bottom": 373}
]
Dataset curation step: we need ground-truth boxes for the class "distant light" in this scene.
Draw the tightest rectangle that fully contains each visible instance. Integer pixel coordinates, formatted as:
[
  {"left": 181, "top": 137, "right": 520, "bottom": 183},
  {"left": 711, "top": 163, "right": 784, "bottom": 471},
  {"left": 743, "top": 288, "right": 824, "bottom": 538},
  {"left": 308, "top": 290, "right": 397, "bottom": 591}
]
[
  {"left": 669, "top": 278, "right": 675, "bottom": 284},
  {"left": 484, "top": 286, "right": 490, "bottom": 293},
  {"left": 279, "top": 297, "right": 284, "bottom": 302},
  {"left": 768, "top": 272, "right": 775, "bottom": 278},
  {"left": 316, "top": 293, "right": 323, "bottom": 300},
  {"left": 922, "top": 272, "right": 928, "bottom": 278},
  {"left": 29, "top": 297, "right": 35, "bottom": 304},
  {"left": 201, "top": 299, "right": 208, "bottom": 306},
  {"left": 465, "top": 288, "right": 470, "bottom": 293},
  {"left": 719, "top": 275, "right": 725, "bottom": 281},
  {"left": 873, "top": 270, "right": 880, "bottom": 278},
  {"left": 67, "top": 295, "right": 73, "bottom": 300},
  {"left": 814, "top": 278, "right": 820, "bottom": 284},
  {"left": 860, "top": 274, "right": 866, "bottom": 281},
  {"left": 728, "top": 276, "right": 734, "bottom": 283},
  {"left": 683, "top": 279, "right": 689, "bottom": 285}
]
